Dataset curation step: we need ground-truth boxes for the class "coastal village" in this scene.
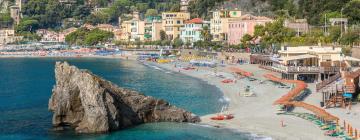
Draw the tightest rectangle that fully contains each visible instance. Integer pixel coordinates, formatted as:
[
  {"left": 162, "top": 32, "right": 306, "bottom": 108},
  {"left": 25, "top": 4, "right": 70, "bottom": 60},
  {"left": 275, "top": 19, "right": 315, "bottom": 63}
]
[{"left": 1, "top": 0, "right": 360, "bottom": 139}]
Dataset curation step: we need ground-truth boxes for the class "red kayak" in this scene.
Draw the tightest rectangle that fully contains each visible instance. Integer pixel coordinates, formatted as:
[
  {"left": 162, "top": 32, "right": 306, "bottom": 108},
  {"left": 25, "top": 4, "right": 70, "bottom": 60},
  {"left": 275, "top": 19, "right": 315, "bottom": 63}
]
[{"left": 210, "top": 114, "right": 234, "bottom": 120}]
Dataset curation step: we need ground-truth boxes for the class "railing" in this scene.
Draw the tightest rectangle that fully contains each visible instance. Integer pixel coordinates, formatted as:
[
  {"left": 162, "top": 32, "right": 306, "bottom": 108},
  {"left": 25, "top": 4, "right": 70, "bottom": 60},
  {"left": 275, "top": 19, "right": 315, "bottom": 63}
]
[
  {"left": 316, "top": 73, "right": 341, "bottom": 92},
  {"left": 320, "top": 67, "right": 344, "bottom": 73},
  {"left": 287, "top": 66, "right": 320, "bottom": 73}
]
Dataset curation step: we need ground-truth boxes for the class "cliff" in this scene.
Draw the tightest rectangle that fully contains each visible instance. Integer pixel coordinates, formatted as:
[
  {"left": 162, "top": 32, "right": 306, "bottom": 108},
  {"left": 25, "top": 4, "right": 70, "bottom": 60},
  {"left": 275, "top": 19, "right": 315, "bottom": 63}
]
[{"left": 48, "top": 62, "right": 200, "bottom": 133}]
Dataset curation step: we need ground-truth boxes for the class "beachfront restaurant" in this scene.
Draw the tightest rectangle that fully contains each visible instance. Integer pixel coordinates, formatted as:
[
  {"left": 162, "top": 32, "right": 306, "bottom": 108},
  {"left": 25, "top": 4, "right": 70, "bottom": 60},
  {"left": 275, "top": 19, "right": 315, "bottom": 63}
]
[{"left": 274, "top": 54, "right": 320, "bottom": 82}]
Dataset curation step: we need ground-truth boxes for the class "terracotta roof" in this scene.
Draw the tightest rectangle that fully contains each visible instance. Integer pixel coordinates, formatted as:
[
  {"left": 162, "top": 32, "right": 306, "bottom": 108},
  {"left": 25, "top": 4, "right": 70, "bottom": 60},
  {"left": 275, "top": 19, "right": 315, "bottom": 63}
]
[{"left": 185, "top": 18, "right": 203, "bottom": 24}]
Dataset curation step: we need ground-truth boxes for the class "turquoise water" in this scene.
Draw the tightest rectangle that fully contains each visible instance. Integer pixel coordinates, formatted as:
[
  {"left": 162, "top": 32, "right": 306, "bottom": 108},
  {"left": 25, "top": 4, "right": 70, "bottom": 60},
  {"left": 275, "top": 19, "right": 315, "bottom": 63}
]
[{"left": 0, "top": 58, "right": 259, "bottom": 140}]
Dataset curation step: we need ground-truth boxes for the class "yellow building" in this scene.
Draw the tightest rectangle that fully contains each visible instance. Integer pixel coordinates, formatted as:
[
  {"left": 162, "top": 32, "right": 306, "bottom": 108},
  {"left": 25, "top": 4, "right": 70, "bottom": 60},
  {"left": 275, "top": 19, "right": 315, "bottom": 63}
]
[
  {"left": 162, "top": 12, "right": 190, "bottom": 40},
  {"left": 210, "top": 10, "right": 242, "bottom": 42},
  {"left": 120, "top": 11, "right": 145, "bottom": 42}
]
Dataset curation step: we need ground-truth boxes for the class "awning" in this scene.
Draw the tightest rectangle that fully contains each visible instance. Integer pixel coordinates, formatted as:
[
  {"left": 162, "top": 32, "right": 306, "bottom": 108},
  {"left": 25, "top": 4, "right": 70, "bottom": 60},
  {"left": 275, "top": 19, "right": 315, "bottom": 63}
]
[
  {"left": 344, "top": 56, "right": 360, "bottom": 62},
  {"left": 282, "top": 54, "right": 317, "bottom": 61}
]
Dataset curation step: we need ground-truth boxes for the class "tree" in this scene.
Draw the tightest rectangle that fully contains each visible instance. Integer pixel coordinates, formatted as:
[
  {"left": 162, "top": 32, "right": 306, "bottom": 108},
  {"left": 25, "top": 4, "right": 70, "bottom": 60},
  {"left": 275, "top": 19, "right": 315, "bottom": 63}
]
[
  {"left": 0, "top": 12, "right": 13, "bottom": 28},
  {"left": 145, "top": 9, "right": 158, "bottom": 17},
  {"left": 339, "top": 28, "right": 360, "bottom": 46},
  {"left": 86, "top": 11, "right": 112, "bottom": 25},
  {"left": 72, "top": 5, "right": 91, "bottom": 20},
  {"left": 170, "top": 3, "right": 180, "bottom": 12},
  {"left": 173, "top": 37, "right": 184, "bottom": 48},
  {"left": 328, "top": 26, "right": 341, "bottom": 43},
  {"left": 343, "top": 0, "right": 360, "bottom": 24},
  {"left": 188, "top": 0, "right": 226, "bottom": 18},
  {"left": 258, "top": 19, "right": 295, "bottom": 46},
  {"left": 200, "top": 26, "right": 212, "bottom": 41},
  {"left": 320, "top": 11, "right": 341, "bottom": 25},
  {"left": 160, "top": 30, "right": 167, "bottom": 40},
  {"left": 65, "top": 28, "right": 114, "bottom": 46},
  {"left": 15, "top": 19, "right": 40, "bottom": 33},
  {"left": 241, "top": 34, "right": 253, "bottom": 48}
]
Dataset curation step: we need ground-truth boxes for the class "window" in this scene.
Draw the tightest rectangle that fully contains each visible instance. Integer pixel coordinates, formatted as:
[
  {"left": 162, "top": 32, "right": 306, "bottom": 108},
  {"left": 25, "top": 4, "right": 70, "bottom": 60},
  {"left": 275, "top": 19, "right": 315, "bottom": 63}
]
[
  {"left": 322, "top": 55, "right": 331, "bottom": 61},
  {"left": 177, "top": 20, "right": 181, "bottom": 24}
]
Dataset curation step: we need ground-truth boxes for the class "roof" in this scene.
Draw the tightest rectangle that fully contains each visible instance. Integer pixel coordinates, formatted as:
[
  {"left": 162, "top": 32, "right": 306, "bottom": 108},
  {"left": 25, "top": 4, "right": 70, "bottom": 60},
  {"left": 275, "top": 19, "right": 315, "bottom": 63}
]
[
  {"left": 185, "top": 18, "right": 203, "bottom": 24},
  {"left": 282, "top": 54, "right": 317, "bottom": 61}
]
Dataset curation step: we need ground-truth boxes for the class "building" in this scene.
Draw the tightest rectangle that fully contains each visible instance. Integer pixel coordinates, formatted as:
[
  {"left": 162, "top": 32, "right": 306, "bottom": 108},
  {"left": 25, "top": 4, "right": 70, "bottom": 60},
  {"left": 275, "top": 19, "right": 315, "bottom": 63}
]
[
  {"left": 227, "top": 14, "right": 272, "bottom": 45},
  {"left": 58, "top": 27, "right": 77, "bottom": 42},
  {"left": 143, "top": 16, "right": 162, "bottom": 41},
  {"left": 180, "top": 0, "right": 191, "bottom": 12},
  {"left": 96, "top": 24, "right": 116, "bottom": 32},
  {"left": 9, "top": 0, "right": 23, "bottom": 25},
  {"left": 10, "top": 5, "right": 21, "bottom": 25},
  {"left": 210, "top": 10, "right": 242, "bottom": 42},
  {"left": 180, "top": 18, "right": 209, "bottom": 44},
  {"left": 252, "top": 46, "right": 345, "bottom": 83},
  {"left": 284, "top": 19, "right": 309, "bottom": 36},
  {"left": 162, "top": 12, "right": 190, "bottom": 40},
  {"left": 0, "top": 29, "right": 22, "bottom": 44},
  {"left": 120, "top": 11, "right": 145, "bottom": 42},
  {"left": 329, "top": 18, "right": 348, "bottom": 33},
  {"left": 36, "top": 29, "right": 59, "bottom": 42}
]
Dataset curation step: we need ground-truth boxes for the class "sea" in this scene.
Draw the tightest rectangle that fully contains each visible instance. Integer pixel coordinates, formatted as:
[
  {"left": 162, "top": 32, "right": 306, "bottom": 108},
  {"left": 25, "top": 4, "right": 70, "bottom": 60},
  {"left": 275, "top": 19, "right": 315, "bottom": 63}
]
[{"left": 0, "top": 58, "right": 268, "bottom": 140}]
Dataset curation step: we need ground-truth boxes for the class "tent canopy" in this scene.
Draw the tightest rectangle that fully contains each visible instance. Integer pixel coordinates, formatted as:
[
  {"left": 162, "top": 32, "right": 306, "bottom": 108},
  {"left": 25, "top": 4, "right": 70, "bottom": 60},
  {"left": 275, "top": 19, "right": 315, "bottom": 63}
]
[{"left": 282, "top": 54, "right": 317, "bottom": 61}]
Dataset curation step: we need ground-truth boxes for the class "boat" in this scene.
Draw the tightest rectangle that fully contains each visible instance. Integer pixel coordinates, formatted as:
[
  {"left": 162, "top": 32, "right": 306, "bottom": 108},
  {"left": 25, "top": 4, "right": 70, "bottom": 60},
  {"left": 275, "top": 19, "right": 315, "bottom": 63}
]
[
  {"left": 210, "top": 114, "right": 234, "bottom": 120},
  {"left": 222, "top": 79, "right": 233, "bottom": 83},
  {"left": 183, "top": 67, "right": 196, "bottom": 70},
  {"left": 210, "top": 105, "right": 234, "bottom": 120}
]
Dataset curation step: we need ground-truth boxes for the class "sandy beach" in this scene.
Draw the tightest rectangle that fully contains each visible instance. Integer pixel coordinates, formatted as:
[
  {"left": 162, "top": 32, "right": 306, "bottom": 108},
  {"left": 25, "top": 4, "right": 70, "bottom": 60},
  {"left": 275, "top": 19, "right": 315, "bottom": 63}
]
[{"left": 148, "top": 61, "right": 339, "bottom": 140}]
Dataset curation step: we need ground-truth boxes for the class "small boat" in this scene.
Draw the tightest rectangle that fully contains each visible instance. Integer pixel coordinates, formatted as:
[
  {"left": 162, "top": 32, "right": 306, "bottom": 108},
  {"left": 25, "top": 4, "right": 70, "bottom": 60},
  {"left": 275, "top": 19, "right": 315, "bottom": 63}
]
[
  {"left": 222, "top": 79, "right": 233, "bottom": 83},
  {"left": 183, "top": 67, "right": 195, "bottom": 70},
  {"left": 210, "top": 114, "right": 234, "bottom": 120}
]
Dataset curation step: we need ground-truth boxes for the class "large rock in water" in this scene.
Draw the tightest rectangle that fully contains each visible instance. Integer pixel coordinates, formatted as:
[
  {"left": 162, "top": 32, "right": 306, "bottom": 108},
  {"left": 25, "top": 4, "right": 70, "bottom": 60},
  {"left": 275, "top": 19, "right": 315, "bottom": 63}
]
[{"left": 49, "top": 62, "right": 200, "bottom": 133}]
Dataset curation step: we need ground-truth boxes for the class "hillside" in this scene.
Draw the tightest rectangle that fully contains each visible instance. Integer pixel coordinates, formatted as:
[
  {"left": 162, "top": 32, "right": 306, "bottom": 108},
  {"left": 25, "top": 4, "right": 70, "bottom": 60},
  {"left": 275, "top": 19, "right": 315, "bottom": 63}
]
[{"left": 189, "top": 0, "right": 360, "bottom": 25}]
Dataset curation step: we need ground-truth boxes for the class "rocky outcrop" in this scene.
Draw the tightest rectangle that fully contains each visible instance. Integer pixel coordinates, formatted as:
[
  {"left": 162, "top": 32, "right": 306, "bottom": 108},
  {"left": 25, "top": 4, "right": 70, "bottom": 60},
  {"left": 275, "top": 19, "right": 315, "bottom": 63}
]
[{"left": 49, "top": 62, "right": 200, "bottom": 133}]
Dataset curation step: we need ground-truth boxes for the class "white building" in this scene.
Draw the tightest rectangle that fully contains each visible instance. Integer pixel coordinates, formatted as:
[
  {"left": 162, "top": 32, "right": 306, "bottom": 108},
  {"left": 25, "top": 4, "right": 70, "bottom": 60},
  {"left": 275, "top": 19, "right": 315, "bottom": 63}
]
[{"left": 180, "top": 18, "right": 209, "bottom": 44}]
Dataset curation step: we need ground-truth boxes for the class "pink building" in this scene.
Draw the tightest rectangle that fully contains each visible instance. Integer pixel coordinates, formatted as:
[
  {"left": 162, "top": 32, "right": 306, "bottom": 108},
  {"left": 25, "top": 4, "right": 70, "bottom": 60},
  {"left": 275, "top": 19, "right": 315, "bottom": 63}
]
[{"left": 227, "top": 14, "right": 272, "bottom": 45}]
